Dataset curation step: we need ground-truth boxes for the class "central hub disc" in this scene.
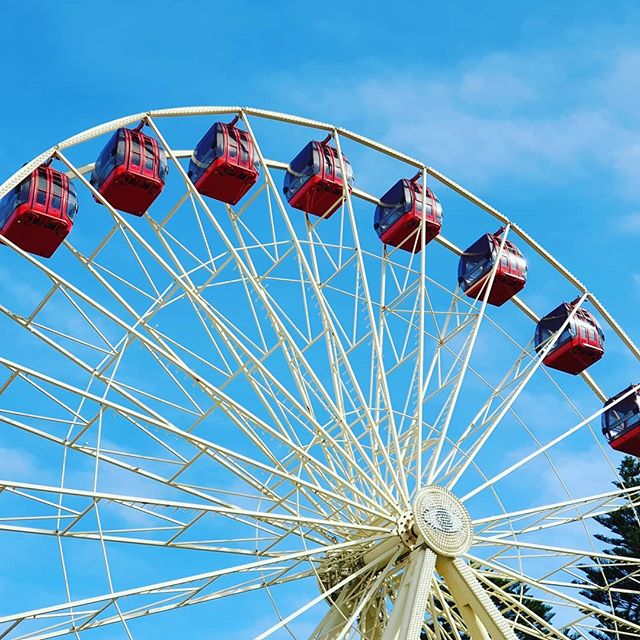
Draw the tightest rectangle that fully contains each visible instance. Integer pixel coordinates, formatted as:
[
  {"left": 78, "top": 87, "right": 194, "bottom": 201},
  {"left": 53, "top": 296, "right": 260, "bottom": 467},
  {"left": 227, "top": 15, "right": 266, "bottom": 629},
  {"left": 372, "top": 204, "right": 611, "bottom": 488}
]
[{"left": 412, "top": 486, "right": 472, "bottom": 557}]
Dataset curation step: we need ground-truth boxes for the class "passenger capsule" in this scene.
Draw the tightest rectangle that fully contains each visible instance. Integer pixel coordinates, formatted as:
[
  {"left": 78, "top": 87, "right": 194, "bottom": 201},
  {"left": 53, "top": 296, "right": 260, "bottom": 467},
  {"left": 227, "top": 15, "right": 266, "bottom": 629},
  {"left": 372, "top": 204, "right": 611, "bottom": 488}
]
[
  {"left": 602, "top": 385, "right": 640, "bottom": 456},
  {"left": 458, "top": 230, "right": 527, "bottom": 306},
  {"left": 188, "top": 116, "right": 259, "bottom": 205},
  {"left": 0, "top": 165, "right": 78, "bottom": 258},
  {"left": 283, "top": 136, "right": 354, "bottom": 218},
  {"left": 374, "top": 175, "right": 442, "bottom": 253},
  {"left": 91, "top": 126, "right": 168, "bottom": 216},
  {"left": 534, "top": 301, "right": 604, "bottom": 374}
]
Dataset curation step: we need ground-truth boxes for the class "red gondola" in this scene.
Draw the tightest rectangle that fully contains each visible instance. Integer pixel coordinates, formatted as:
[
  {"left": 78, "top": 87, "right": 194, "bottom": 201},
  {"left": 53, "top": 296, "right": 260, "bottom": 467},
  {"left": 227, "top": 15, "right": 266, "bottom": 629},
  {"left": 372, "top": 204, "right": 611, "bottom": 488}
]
[
  {"left": 534, "top": 301, "right": 604, "bottom": 374},
  {"left": 188, "top": 116, "right": 259, "bottom": 205},
  {"left": 373, "top": 175, "right": 442, "bottom": 253},
  {"left": 91, "top": 126, "right": 168, "bottom": 216},
  {"left": 283, "top": 136, "right": 354, "bottom": 218},
  {"left": 602, "top": 385, "right": 640, "bottom": 456},
  {"left": 458, "top": 229, "right": 527, "bottom": 306},
  {"left": 0, "top": 165, "right": 78, "bottom": 258}
]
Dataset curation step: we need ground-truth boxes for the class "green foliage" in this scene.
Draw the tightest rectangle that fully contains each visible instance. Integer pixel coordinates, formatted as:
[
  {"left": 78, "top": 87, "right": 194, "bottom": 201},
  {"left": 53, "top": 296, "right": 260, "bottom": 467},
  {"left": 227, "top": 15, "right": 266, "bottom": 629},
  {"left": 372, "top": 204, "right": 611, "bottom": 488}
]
[
  {"left": 574, "top": 456, "right": 640, "bottom": 639},
  {"left": 421, "top": 456, "right": 640, "bottom": 639},
  {"left": 488, "top": 576, "right": 555, "bottom": 639}
]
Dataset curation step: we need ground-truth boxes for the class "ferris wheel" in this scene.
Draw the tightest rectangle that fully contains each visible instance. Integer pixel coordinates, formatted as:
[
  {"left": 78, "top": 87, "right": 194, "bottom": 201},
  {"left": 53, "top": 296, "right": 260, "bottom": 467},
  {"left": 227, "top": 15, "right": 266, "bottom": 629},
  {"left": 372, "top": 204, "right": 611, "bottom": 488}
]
[{"left": 0, "top": 106, "right": 639, "bottom": 640}]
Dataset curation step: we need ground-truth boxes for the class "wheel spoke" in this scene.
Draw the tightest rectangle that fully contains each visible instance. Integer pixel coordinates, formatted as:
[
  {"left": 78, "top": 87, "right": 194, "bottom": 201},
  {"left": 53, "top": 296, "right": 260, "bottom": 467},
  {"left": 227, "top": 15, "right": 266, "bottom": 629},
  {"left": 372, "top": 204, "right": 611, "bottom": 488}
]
[{"left": 0, "top": 106, "right": 636, "bottom": 639}]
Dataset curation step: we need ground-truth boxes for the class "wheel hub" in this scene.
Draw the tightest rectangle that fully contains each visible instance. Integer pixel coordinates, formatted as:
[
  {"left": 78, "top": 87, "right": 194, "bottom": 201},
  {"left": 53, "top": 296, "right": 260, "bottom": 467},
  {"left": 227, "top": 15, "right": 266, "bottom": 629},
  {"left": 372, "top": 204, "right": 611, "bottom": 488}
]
[
  {"left": 412, "top": 485, "right": 473, "bottom": 557},
  {"left": 317, "top": 486, "right": 473, "bottom": 607}
]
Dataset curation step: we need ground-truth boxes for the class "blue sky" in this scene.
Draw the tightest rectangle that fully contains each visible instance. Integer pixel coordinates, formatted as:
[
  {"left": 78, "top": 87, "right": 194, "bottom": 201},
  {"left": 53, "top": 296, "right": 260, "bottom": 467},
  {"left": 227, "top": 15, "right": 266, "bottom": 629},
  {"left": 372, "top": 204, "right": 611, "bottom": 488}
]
[
  {"left": 2, "top": 1, "right": 640, "bottom": 637},
  {"left": 1, "top": 0, "right": 640, "bottom": 336}
]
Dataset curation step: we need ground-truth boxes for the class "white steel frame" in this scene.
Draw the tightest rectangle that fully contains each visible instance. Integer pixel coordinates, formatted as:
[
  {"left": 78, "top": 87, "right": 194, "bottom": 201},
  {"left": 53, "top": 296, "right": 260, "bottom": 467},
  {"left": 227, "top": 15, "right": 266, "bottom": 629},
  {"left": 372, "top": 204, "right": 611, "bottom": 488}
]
[{"left": 0, "top": 107, "right": 636, "bottom": 640}]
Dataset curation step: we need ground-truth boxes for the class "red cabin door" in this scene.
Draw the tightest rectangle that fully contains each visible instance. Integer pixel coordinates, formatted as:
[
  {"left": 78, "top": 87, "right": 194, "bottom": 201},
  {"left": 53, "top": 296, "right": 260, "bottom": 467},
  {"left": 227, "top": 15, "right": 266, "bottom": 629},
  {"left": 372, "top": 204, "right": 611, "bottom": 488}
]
[
  {"left": 492, "top": 239, "right": 520, "bottom": 280},
  {"left": 30, "top": 167, "right": 69, "bottom": 221},
  {"left": 222, "top": 125, "right": 255, "bottom": 171},
  {"left": 124, "top": 130, "right": 159, "bottom": 180},
  {"left": 234, "top": 129, "right": 255, "bottom": 171},
  {"left": 320, "top": 144, "right": 337, "bottom": 184},
  {"left": 415, "top": 186, "right": 437, "bottom": 224}
]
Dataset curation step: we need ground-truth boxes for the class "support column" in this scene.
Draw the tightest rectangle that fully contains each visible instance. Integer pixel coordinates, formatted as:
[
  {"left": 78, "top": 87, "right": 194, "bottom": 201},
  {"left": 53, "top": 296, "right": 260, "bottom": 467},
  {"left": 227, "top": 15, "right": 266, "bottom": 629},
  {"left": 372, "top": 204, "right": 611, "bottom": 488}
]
[
  {"left": 310, "top": 587, "right": 353, "bottom": 639},
  {"left": 381, "top": 547, "right": 437, "bottom": 640},
  {"left": 359, "top": 593, "right": 385, "bottom": 640},
  {"left": 313, "top": 486, "right": 520, "bottom": 639},
  {"left": 436, "top": 556, "right": 518, "bottom": 640}
]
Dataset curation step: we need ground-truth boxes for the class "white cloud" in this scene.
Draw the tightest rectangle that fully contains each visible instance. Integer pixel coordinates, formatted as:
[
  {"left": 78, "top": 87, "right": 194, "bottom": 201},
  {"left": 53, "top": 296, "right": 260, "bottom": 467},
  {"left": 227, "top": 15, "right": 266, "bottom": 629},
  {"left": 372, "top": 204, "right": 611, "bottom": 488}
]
[
  {"left": 354, "top": 79, "right": 619, "bottom": 190},
  {"left": 457, "top": 53, "right": 538, "bottom": 111},
  {"left": 0, "top": 444, "right": 39, "bottom": 478},
  {"left": 598, "top": 49, "right": 640, "bottom": 115},
  {"left": 280, "top": 47, "right": 640, "bottom": 194},
  {"left": 540, "top": 445, "right": 615, "bottom": 505},
  {"left": 616, "top": 212, "right": 640, "bottom": 234}
]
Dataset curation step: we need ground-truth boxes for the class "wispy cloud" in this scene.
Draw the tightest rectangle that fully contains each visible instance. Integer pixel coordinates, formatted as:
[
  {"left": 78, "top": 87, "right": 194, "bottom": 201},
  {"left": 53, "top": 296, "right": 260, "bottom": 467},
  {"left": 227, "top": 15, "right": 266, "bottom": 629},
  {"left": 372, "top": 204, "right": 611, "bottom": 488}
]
[
  {"left": 0, "top": 444, "right": 39, "bottom": 478},
  {"left": 280, "top": 47, "right": 640, "bottom": 194},
  {"left": 616, "top": 212, "right": 640, "bottom": 234},
  {"left": 540, "top": 445, "right": 615, "bottom": 504}
]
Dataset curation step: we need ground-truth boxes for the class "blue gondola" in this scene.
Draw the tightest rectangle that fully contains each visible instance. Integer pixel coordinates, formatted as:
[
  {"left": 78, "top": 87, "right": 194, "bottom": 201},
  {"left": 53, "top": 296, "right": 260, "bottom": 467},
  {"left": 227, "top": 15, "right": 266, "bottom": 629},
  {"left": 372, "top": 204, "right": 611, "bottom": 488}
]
[
  {"left": 534, "top": 301, "right": 604, "bottom": 374},
  {"left": 188, "top": 116, "right": 260, "bottom": 205},
  {"left": 602, "top": 385, "right": 640, "bottom": 456},
  {"left": 374, "top": 175, "right": 442, "bottom": 253},
  {"left": 458, "top": 230, "right": 527, "bottom": 306}
]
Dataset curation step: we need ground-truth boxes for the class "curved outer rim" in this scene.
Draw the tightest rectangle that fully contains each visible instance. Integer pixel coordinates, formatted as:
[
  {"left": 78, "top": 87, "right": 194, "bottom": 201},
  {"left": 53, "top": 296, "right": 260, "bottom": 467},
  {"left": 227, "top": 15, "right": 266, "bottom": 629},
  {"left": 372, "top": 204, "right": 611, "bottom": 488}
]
[{"left": 0, "top": 105, "right": 635, "bottom": 402}]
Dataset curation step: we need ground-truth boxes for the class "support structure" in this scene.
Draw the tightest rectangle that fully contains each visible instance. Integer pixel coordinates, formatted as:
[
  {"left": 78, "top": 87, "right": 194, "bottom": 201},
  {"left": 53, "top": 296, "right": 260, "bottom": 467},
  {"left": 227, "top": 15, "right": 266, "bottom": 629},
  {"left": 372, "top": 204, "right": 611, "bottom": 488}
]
[
  {"left": 381, "top": 547, "right": 437, "bottom": 640},
  {"left": 321, "top": 486, "right": 519, "bottom": 640},
  {"left": 0, "top": 106, "right": 627, "bottom": 640},
  {"left": 437, "top": 557, "right": 517, "bottom": 640}
]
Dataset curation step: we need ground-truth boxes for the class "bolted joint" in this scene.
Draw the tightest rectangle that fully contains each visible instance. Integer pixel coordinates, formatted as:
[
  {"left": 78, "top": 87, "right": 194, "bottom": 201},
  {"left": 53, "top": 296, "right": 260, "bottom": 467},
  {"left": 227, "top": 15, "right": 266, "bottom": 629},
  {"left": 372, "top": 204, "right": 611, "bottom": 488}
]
[{"left": 395, "top": 510, "right": 419, "bottom": 550}]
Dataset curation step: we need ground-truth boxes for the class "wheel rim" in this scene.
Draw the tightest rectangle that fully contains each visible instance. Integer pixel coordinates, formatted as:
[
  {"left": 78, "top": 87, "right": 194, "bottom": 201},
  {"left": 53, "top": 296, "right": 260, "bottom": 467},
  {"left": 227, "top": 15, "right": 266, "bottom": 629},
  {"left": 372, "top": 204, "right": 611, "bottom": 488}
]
[{"left": 0, "top": 107, "right": 637, "bottom": 639}]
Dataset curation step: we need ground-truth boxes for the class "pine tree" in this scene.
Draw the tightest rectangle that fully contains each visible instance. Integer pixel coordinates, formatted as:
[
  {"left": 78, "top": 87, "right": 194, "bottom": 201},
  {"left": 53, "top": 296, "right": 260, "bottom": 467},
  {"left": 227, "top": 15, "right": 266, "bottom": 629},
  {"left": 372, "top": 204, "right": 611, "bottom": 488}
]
[
  {"left": 574, "top": 456, "right": 640, "bottom": 639},
  {"left": 490, "top": 576, "right": 556, "bottom": 639}
]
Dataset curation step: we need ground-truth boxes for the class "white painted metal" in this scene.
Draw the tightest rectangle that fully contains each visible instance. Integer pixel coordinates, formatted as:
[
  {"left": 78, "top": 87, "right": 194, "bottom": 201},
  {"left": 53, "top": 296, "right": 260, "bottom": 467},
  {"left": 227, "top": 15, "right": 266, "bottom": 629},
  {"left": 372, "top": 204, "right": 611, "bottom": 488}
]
[
  {"left": 0, "top": 106, "right": 635, "bottom": 640},
  {"left": 437, "top": 556, "right": 518, "bottom": 640},
  {"left": 381, "top": 548, "right": 437, "bottom": 640}
]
